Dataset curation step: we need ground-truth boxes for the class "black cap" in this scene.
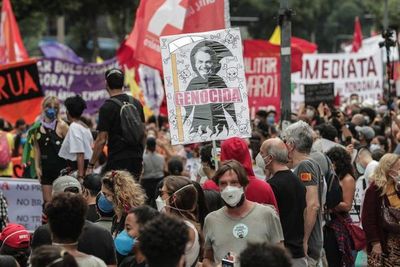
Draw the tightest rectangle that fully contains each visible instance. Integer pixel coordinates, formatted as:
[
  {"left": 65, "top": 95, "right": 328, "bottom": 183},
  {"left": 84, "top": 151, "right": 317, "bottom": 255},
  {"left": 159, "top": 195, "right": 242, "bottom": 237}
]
[{"left": 83, "top": 174, "right": 102, "bottom": 195}]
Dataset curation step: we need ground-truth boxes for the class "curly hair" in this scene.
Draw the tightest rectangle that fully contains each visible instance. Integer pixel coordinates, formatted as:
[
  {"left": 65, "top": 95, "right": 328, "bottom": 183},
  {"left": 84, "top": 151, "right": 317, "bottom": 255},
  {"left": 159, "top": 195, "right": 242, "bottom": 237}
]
[
  {"left": 46, "top": 193, "right": 87, "bottom": 243},
  {"left": 326, "top": 146, "right": 355, "bottom": 180},
  {"left": 370, "top": 153, "right": 400, "bottom": 195},
  {"left": 139, "top": 214, "right": 188, "bottom": 267},
  {"left": 102, "top": 170, "right": 146, "bottom": 216},
  {"left": 239, "top": 242, "right": 292, "bottom": 267}
]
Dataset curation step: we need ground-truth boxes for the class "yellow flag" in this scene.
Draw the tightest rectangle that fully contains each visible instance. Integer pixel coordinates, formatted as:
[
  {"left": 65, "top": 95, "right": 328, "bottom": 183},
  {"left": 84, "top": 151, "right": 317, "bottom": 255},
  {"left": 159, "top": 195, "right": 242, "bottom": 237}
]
[
  {"left": 269, "top": 26, "right": 281, "bottom": 45},
  {"left": 123, "top": 67, "right": 153, "bottom": 119},
  {"left": 96, "top": 56, "right": 104, "bottom": 63}
]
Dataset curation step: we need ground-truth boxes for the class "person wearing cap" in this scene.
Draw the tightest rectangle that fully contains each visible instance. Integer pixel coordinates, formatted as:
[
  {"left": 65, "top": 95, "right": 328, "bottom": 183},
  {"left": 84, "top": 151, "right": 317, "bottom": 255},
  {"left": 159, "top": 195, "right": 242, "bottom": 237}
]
[
  {"left": 87, "top": 68, "right": 145, "bottom": 180},
  {"left": 0, "top": 223, "right": 31, "bottom": 267},
  {"left": 356, "top": 126, "right": 375, "bottom": 148},
  {"left": 31, "top": 175, "right": 117, "bottom": 267},
  {"left": 83, "top": 174, "right": 102, "bottom": 222}
]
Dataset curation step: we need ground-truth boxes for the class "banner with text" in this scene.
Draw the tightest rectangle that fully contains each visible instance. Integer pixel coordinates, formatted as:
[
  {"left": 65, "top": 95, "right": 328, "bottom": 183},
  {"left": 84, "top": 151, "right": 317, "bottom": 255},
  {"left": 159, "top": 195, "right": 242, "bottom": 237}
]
[
  {"left": 37, "top": 58, "right": 119, "bottom": 114},
  {"left": 296, "top": 49, "right": 383, "bottom": 104},
  {"left": 0, "top": 178, "right": 42, "bottom": 231},
  {"left": 160, "top": 28, "right": 251, "bottom": 145},
  {"left": 243, "top": 40, "right": 281, "bottom": 119}
]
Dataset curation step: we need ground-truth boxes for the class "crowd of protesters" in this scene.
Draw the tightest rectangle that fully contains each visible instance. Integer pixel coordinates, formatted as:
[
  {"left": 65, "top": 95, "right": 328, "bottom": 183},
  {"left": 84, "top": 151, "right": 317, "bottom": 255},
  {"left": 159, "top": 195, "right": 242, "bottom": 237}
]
[{"left": 1, "top": 68, "right": 400, "bottom": 267}]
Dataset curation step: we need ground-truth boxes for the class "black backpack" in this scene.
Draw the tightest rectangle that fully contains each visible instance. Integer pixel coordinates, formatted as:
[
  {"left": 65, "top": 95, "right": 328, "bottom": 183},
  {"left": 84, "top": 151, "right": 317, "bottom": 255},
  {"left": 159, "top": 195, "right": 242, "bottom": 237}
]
[
  {"left": 107, "top": 96, "right": 145, "bottom": 146},
  {"left": 324, "top": 155, "right": 343, "bottom": 210}
]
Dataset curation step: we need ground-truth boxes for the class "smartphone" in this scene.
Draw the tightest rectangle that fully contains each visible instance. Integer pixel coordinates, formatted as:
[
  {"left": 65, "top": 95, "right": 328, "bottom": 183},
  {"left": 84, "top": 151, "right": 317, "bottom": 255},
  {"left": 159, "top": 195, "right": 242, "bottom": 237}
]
[
  {"left": 345, "top": 136, "right": 352, "bottom": 146},
  {"left": 221, "top": 259, "right": 234, "bottom": 267}
]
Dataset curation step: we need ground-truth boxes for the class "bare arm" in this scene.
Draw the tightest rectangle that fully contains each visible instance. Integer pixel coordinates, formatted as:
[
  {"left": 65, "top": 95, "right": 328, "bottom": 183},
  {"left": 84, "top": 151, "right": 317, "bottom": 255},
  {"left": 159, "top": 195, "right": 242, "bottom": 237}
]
[
  {"left": 86, "top": 131, "right": 108, "bottom": 175},
  {"left": 303, "top": 185, "right": 319, "bottom": 253},
  {"left": 203, "top": 248, "right": 216, "bottom": 267},
  {"left": 334, "top": 174, "right": 355, "bottom": 213},
  {"left": 76, "top": 153, "right": 85, "bottom": 178},
  {"left": 33, "top": 138, "right": 42, "bottom": 180}
]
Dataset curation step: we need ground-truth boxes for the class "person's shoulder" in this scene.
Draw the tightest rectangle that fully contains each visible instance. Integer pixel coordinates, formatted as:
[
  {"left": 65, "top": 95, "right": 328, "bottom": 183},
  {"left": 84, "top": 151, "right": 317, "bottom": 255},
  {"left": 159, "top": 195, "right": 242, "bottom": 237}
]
[
  {"left": 253, "top": 203, "right": 279, "bottom": 217},
  {"left": 248, "top": 177, "right": 271, "bottom": 189},
  {"left": 83, "top": 220, "right": 112, "bottom": 235},
  {"left": 205, "top": 207, "right": 225, "bottom": 221}
]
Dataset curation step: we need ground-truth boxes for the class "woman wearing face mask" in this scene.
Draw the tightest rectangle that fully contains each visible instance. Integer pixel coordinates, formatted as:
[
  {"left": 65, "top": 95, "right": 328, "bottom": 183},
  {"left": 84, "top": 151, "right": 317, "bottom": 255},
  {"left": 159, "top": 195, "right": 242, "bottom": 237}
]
[
  {"left": 325, "top": 147, "right": 356, "bottom": 267},
  {"left": 362, "top": 154, "right": 400, "bottom": 267},
  {"left": 156, "top": 176, "right": 203, "bottom": 267},
  {"left": 101, "top": 170, "right": 146, "bottom": 264},
  {"left": 33, "top": 96, "right": 68, "bottom": 206},
  {"left": 118, "top": 206, "right": 159, "bottom": 267}
]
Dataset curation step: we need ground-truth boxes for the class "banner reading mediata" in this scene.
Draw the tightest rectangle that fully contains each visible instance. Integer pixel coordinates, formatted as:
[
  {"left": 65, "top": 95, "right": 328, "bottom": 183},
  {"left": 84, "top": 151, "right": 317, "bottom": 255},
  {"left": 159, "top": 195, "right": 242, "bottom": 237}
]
[
  {"left": 160, "top": 28, "right": 251, "bottom": 145},
  {"left": 295, "top": 49, "right": 383, "bottom": 104},
  {"left": 37, "top": 58, "right": 119, "bottom": 114}
]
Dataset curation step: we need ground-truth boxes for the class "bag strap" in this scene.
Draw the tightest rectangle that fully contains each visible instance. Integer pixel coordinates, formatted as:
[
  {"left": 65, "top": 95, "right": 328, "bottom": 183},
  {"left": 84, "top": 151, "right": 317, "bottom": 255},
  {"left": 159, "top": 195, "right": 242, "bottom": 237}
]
[{"left": 107, "top": 97, "right": 123, "bottom": 108}]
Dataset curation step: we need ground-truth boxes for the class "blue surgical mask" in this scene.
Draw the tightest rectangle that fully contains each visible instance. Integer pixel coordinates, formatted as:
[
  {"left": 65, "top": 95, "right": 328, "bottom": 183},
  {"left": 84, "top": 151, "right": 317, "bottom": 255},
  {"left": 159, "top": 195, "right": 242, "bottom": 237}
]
[
  {"left": 45, "top": 108, "right": 56, "bottom": 121},
  {"left": 114, "top": 230, "right": 135, "bottom": 256},
  {"left": 267, "top": 116, "right": 275, "bottom": 125},
  {"left": 97, "top": 193, "right": 114, "bottom": 213}
]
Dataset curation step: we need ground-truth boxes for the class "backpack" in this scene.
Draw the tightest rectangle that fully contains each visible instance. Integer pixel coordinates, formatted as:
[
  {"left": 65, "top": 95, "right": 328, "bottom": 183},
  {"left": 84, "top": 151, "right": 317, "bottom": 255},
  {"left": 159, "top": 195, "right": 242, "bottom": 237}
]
[
  {"left": 107, "top": 96, "right": 145, "bottom": 147},
  {"left": 324, "top": 155, "right": 343, "bottom": 210},
  {"left": 0, "top": 132, "right": 11, "bottom": 170}
]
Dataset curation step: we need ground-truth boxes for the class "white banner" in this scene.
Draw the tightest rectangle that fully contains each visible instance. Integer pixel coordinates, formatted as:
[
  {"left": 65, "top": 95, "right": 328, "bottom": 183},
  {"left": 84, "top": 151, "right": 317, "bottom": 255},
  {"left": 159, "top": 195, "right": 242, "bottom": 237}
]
[
  {"left": 0, "top": 178, "right": 42, "bottom": 231},
  {"left": 294, "top": 49, "right": 383, "bottom": 107},
  {"left": 160, "top": 28, "right": 251, "bottom": 145},
  {"left": 138, "top": 64, "right": 165, "bottom": 116}
]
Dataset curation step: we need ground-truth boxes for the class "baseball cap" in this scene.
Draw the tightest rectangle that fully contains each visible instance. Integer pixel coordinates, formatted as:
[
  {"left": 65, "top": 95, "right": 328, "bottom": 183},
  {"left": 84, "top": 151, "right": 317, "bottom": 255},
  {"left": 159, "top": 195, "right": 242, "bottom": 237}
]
[
  {"left": 0, "top": 224, "right": 30, "bottom": 249},
  {"left": 52, "top": 175, "right": 82, "bottom": 195},
  {"left": 355, "top": 126, "right": 375, "bottom": 140}
]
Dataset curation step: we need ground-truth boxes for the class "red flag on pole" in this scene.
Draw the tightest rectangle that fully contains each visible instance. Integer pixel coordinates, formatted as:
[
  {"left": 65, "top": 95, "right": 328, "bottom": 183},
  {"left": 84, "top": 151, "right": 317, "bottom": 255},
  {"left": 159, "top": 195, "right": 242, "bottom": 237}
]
[
  {"left": 0, "top": 0, "right": 29, "bottom": 63},
  {"left": 351, "top": 16, "right": 363, "bottom": 52},
  {"left": 117, "top": 0, "right": 230, "bottom": 71}
]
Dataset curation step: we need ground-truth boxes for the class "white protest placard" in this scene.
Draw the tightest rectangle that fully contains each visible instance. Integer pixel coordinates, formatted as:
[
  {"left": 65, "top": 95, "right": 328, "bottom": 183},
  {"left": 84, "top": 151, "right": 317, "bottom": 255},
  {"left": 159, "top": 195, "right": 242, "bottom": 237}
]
[
  {"left": 0, "top": 178, "right": 42, "bottom": 231},
  {"left": 294, "top": 49, "right": 383, "bottom": 105},
  {"left": 160, "top": 28, "right": 251, "bottom": 145}
]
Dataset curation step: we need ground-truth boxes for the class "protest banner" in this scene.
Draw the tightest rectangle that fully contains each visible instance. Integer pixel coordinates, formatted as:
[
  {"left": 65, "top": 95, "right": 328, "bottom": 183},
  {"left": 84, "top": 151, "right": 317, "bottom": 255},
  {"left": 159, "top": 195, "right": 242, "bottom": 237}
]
[
  {"left": 0, "top": 59, "right": 44, "bottom": 124},
  {"left": 119, "top": 0, "right": 230, "bottom": 70},
  {"left": 295, "top": 49, "right": 383, "bottom": 105},
  {"left": 304, "top": 83, "right": 334, "bottom": 108},
  {"left": 37, "top": 58, "right": 119, "bottom": 114},
  {"left": 243, "top": 40, "right": 281, "bottom": 119},
  {"left": 0, "top": 178, "right": 42, "bottom": 231},
  {"left": 160, "top": 28, "right": 251, "bottom": 145},
  {"left": 138, "top": 64, "right": 165, "bottom": 115}
]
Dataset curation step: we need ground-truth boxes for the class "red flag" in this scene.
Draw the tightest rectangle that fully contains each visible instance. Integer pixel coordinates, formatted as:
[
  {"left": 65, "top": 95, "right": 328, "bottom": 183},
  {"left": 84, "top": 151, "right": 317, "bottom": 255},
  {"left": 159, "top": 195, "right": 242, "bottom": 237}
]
[
  {"left": 0, "top": 0, "right": 29, "bottom": 63},
  {"left": 351, "top": 16, "right": 363, "bottom": 52},
  {"left": 118, "top": 0, "right": 229, "bottom": 71}
]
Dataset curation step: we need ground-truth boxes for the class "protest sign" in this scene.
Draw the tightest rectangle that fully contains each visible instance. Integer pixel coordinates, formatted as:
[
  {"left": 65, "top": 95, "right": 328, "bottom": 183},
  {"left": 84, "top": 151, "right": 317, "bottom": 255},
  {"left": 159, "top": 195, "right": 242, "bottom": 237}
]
[
  {"left": 0, "top": 178, "right": 42, "bottom": 231},
  {"left": 304, "top": 83, "right": 334, "bottom": 108},
  {"left": 296, "top": 49, "right": 383, "bottom": 104},
  {"left": 37, "top": 58, "right": 119, "bottom": 114},
  {"left": 138, "top": 64, "right": 165, "bottom": 115},
  {"left": 243, "top": 40, "right": 281, "bottom": 119},
  {"left": 0, "top": 59, "right": 44, "bottom": 124},
  {"left": 160, "top": 28, "right": 251, "bottom": 145},
  {"left": 119, "top": 0, "right": 230, "bottom": 70}
]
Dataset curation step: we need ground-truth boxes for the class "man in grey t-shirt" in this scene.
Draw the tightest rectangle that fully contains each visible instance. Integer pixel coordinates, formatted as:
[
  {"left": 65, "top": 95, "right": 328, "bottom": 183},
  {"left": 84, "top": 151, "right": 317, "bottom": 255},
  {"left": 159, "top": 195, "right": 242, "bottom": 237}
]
[
  {"left": 203, "top": 160, "right": 284, "bottom": 267},
  {"left": 282, "top": 121, "right": 325, "bottom": 267}
]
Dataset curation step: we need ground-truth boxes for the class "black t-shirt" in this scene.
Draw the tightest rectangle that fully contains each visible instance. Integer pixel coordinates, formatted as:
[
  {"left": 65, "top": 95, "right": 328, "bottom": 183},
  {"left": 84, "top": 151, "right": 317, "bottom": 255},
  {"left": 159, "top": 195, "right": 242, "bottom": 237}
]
[
  {"left": 267, "top": 170, "right": 306, "bottom": 258},
  {"left": 119, "top": 254, "right": 146, "bottom": 267},
  {"left": 97, "top": 94, "right": 145, "bottom": 161},
  {"left": 31, "top": 220, "right": 117, "bottom": 265},
  {"left": 86, "top": 204, "right": 100, "bottom": 222}
]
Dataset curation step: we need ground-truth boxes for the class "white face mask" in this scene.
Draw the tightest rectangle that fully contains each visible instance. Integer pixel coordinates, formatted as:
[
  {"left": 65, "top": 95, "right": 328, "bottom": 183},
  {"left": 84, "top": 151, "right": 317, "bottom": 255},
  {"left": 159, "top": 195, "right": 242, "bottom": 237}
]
[
  {"left": 356, "top": 162, "right": 365, "bottom": 175},
  {"left": 306, "top": 109, "right": 315, "bottom": 119},
  {"left": 221, "top": 186, "right": 244, "bottom": 207},
  {"left": 370, "top": 144, "right": 381, "bottom": 152},
  {"left": 255, "top": 153, "right": 266, "bottom": 170},
  {"left": 155, "top": 196, "right": 166, "bottom": 212}
]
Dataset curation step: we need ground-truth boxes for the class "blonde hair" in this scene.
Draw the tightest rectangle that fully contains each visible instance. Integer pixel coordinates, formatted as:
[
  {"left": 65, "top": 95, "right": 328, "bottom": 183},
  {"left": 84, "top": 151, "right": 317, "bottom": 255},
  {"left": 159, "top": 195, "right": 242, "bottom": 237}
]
[
  {"left": 102, "top": 170, "right": 146, "bottom": 216},
  {"left": 370, "top": 153, "right": 400, "bottom": 195},
  {"left": 42, "top": 96, "right": 60, "bottom": 109}
]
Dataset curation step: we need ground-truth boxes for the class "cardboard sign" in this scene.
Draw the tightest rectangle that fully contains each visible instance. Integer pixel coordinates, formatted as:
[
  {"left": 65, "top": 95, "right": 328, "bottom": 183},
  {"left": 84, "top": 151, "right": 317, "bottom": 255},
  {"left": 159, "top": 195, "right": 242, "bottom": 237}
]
[
  {"left": 160, "top": 28, "right": 251, "bottom": 145},
  {"left": 304, "top": 83, "right": 334, "bottom": 108}
]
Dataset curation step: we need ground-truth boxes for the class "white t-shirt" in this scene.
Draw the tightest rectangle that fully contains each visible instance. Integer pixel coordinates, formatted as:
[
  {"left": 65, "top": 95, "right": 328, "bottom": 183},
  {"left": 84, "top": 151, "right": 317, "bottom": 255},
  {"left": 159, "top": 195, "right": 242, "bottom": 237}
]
[
  {"left": 364, "top": 160, "right": 379, "bottom": 185},
  {"left": 59, "top": 122, "right": 93, "bottom": 161}
]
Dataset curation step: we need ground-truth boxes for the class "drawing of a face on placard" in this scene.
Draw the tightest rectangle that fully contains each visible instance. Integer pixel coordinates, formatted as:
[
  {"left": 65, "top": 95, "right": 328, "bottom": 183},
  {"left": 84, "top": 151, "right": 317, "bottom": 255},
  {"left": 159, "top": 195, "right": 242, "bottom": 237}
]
[
  {"left": 183, "top": 41, "right": 239, "bottom": 136},
  {"left": 160, "top": 28, "right": 251, "bottom": 145}
]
